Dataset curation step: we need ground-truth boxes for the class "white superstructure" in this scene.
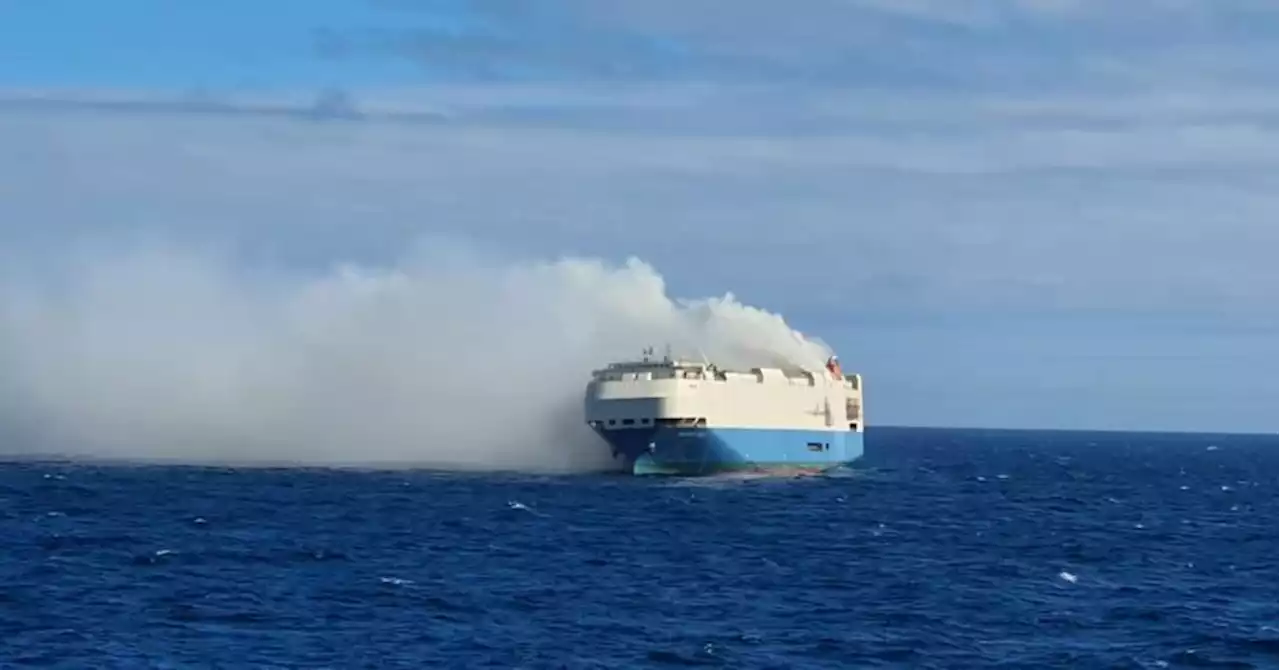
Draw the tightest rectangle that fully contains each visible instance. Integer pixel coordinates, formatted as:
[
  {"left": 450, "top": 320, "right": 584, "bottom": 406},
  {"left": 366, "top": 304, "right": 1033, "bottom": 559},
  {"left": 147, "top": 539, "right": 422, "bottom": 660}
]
[{"left": 584, "top": 349, "right": 865, "bottom": 433}]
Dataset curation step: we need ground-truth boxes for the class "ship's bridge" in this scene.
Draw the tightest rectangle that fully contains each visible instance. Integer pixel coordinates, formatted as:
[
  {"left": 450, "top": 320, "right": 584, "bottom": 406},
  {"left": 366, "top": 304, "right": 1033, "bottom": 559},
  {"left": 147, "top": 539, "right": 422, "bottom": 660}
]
[{"left": 591, "top": 357, "right": 715, "bottom": 382}]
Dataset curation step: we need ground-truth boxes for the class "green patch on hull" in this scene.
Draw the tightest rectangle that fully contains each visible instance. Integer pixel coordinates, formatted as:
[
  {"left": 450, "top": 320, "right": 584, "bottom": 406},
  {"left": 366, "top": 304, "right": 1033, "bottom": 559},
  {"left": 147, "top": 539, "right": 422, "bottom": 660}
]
[{"left": 631, "top": 453, "right": 685, "bottom": 476}]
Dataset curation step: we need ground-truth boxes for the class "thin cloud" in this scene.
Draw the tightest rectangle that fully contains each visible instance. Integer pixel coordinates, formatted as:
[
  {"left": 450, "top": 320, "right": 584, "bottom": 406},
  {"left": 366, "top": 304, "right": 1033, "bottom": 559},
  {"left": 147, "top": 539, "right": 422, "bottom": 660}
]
[
  {"left": 334, "top": 0, "right": 1277, "bottom": 86},
  {"left": 0, "top": 85, "right": 1272, "bottom": 318}
]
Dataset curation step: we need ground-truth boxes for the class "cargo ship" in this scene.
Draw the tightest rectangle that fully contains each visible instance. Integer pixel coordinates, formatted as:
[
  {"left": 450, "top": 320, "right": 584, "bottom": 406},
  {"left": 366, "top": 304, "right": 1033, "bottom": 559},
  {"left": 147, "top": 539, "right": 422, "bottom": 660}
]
[{"left": 584, "top": 348, "right": 865, "bottom": 476}]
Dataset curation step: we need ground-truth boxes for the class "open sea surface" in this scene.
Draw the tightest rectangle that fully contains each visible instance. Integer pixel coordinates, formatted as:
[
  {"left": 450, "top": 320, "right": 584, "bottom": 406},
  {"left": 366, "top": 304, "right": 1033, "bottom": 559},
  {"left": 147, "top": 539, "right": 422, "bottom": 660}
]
[{"left": 0, "top": 427, "right": 1275, "bottom": 669}]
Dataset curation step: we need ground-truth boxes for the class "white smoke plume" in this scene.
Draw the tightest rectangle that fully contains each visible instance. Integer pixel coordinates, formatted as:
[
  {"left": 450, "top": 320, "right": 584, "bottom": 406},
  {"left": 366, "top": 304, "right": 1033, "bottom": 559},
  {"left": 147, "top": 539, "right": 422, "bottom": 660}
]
[{"left": 0, "top": 240, "right": 835, "bottom": 472}]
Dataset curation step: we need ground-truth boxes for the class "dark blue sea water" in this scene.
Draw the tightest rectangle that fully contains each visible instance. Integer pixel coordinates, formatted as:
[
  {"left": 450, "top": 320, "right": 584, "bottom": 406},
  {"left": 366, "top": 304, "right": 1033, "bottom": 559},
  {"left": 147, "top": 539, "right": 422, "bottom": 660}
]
[{"left": 0, "top": 427, "right": 1275, "bottom": 669}]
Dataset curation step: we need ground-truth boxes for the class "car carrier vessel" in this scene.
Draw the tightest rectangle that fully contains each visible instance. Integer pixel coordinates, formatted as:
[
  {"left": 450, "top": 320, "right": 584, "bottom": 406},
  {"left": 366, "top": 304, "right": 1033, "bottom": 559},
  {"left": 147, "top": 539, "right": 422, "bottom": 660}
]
[{"left": 584, "top": 348, "right": 865, "bottom": 476}]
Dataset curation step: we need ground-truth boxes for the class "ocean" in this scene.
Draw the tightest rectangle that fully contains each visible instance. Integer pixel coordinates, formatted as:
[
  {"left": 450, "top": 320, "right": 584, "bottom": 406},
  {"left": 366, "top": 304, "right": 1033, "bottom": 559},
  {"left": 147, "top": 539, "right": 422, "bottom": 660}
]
[{"left": 0, "top": 427, "right": 1275, "bottom": 669}]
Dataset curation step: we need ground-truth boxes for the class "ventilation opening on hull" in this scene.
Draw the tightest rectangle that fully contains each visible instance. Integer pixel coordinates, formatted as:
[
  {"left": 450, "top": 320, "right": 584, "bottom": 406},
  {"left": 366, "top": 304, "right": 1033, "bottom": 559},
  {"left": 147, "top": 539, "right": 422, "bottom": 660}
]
[
  {"left": 656, "top": 417, "right": 706, "bottom": 427},
  {"left": 806, "top": 442, "right": 829, "bottom": 452}
]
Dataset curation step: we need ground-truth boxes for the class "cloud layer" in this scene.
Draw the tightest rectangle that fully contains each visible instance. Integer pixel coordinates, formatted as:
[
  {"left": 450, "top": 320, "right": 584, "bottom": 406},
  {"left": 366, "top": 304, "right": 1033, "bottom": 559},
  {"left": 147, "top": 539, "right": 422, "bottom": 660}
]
[
  {"left": 345, "top": 0, "right": 1277, "bottom": 87},
  {"left": 1, "top": 83, "right": 1272, "bottom": 320}
]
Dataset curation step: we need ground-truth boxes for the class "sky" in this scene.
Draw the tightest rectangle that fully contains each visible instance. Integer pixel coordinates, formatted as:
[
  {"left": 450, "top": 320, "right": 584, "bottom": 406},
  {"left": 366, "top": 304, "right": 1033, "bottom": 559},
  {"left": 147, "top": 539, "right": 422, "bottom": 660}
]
[{"left": 0, "top": 0, "right": 1275, "bottom": 447}]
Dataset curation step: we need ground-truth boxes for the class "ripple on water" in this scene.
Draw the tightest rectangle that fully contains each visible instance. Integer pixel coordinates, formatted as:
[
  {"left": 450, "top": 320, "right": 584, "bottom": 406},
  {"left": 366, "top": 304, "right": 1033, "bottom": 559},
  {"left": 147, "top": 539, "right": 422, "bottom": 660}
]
[{"left": 0, "top": 429, "right": 1275, "bottom": 668}]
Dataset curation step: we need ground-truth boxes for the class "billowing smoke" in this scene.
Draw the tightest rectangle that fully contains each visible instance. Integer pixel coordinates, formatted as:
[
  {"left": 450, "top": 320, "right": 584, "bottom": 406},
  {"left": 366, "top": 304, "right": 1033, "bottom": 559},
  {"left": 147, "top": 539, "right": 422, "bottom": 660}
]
[{"left": 0, "top": 240, "right": 834, "bottom": 472}]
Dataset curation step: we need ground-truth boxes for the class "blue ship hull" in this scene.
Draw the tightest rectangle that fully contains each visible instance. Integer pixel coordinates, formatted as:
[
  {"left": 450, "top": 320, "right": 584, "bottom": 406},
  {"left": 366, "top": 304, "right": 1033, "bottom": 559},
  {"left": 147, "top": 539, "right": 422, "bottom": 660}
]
[{"left": 594, "top": 425, "right": 864, "bottom": 476}]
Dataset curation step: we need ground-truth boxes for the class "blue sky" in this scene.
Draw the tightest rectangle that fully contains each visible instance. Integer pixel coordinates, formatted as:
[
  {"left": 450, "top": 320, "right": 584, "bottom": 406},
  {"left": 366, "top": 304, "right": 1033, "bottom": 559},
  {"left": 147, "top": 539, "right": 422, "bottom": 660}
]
[
  {"left": 0, "top": 0, "right": 417, "bottom": 88},
  {"left": 0, "top": 0, "right": 1275, "bottom": 434}
]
